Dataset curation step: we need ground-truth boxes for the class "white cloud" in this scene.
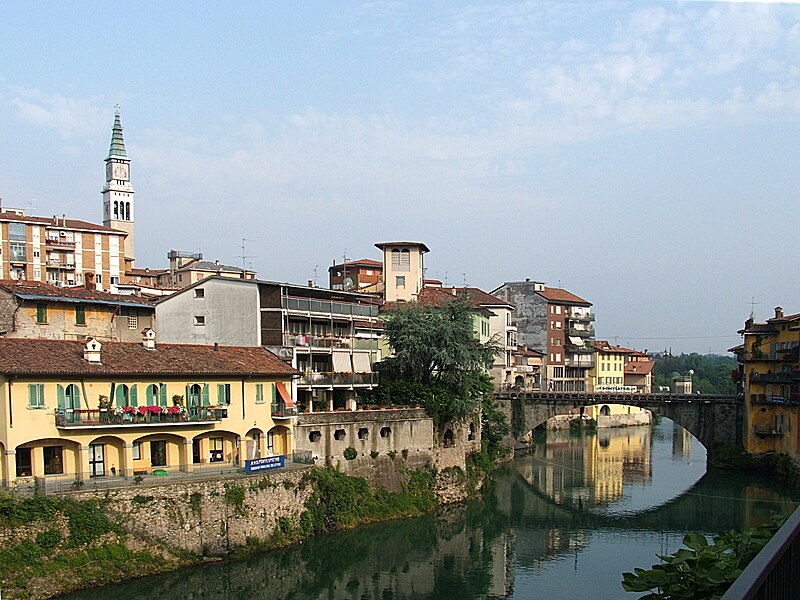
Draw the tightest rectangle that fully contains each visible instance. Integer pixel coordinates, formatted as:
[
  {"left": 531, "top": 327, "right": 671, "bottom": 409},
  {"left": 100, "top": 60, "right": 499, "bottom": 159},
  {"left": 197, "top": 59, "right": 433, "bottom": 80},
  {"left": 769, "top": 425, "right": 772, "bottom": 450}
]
[{"left": 6, "top": 85, "right": 109, "bottom": 138}]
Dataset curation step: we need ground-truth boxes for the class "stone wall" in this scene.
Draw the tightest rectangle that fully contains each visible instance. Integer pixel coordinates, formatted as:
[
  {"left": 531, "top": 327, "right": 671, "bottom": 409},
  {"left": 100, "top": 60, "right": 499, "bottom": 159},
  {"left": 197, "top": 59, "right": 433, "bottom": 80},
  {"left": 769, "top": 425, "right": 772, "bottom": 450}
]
[
  {"left": 76, "top": 467, "right": 313, "bottom": 556},
  {"left": 294, "top": 408, "right": 481, "bottom": 491}
]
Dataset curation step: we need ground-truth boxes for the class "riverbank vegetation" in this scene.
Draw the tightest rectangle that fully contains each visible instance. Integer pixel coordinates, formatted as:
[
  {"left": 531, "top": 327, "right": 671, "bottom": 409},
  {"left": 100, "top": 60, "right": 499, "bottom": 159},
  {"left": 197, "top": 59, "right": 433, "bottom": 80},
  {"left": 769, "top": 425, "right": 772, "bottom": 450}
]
[
  {"left": 622, "top": 513, "right": 787, "bottom": 599},
  {"left": 652, "top": 353, "right": 737, "bottom": 395}
]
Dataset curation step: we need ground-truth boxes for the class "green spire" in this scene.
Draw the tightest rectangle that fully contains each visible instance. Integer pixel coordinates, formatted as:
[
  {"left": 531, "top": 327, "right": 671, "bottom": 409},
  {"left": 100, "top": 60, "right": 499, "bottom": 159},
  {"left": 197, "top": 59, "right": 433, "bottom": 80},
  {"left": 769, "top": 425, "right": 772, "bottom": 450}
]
[{"left": 107, "top": 108, "right": 127, "bottom": 159}]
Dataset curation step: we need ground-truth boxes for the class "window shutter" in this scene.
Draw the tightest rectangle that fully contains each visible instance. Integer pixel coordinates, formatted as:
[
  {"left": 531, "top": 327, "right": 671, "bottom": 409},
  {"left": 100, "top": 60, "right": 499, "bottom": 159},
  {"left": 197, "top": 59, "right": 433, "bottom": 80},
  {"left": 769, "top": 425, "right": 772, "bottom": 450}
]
[
  {"left": 146, "top": 385, "right": 155, "bottom": 405},
  {"left": 130, "top": 384, "right": 138, "bottom": 407},
  {"left": 202, "top": 384, "right": 210, "bottom": 406},
  {"left": 73, "top": 385, "right": 81, "bottom": 407},
  {"left": 115, "top": 385, "right": 126, "bottom": 407},
  {"left": 255, "top": 384, "right": 263, "bottom": 404},
  {"left": 217, "top": 384, "right": 225, "bottom": 405},
  {"left": 28, "top": 385, "right": 36, "bottom": 408},
  {"left": 160, "top": 383, "right": 168, "bottom": 407},
  {"left": 272, "top": 383, "right": 278, "bottom": 404},
  {"left": 57, "top": 385, "right": 65, "bottom": 411}
]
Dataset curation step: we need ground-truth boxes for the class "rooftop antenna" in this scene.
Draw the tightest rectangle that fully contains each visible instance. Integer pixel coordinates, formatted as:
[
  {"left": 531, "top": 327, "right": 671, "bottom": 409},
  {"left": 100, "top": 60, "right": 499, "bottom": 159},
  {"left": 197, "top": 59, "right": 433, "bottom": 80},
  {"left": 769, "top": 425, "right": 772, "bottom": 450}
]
[
  {"left": 313, "top": 265, "right": 319, "bottom": 287},
  {"left": 239, "top": 238, "right": 256, "bottom": 270},
  {"left": 462, "top": 272, "right": 467, "bottom": 287},
  {"left": 444, "top": 271, "right": 449, "bottom": 286},
  {"left": 748, "top": 296, "right": 759, "bottom": 320}
]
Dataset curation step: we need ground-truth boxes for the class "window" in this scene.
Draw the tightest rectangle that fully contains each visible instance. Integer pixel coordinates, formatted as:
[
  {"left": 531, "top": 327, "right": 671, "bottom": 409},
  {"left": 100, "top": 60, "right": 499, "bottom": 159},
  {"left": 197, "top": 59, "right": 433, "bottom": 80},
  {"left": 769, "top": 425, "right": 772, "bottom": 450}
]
[
  {"left": 380, "top": 427, "right": 391, "bottom": 438},
  {"left": 334, "top": 429, "right": 346, "bottom": 441},
  {"left": 209, "top": 437, "right": 224, "bottom": 462},
  {"left": 96, "top": 274, "right": 102, "bottom": 284},
  {"left": 127, "top": 310, "right": 138, "bottom": 330},
  {"left": 75, "top": 304, "right": 86, "bottom": 325},
  {"left": 110, "top": 276, "right": 119, "bottom": 285},
  {"left": 194, "top": 288, "right": 205, "bottom": 298},
  {"left": 132, "top": 441, "right": 141, "bottom": 460},
  {"left": 358, "top": 428, "right": 369, "bottom": 440},
  {"left": 43, "top": 446, "right": 64, "bottom": 475},
  {"left": 556, "top": 306, "right": 562, "bottom": 314},
  {"left": 150, "top": 440, "right": 167, "bottom": 467},
  {"left": 255, "top": 383, "right": 264, "bottom": 404},
  {"left": 308, "top": 431, "right": 321, "bottom": 443},
  {"left": 16, "top": 448, "right": 32, "bottom": 477},
  {"left": 396, "top": 275, "right": 406, "bottom": 289},
  {"left": 36, "top": 303, "right": 48, "bottom": 324},
  {"left": 194, "top": 315, "right": 206, "bottom": 326},
  {"left": 217, "top": 384, "right": 231, "bottom": 405},
  {"left": 390, "top": 248, "right": 410, "bottom": 272},
  {"left": 28, "top": 384, "right": 45, "bottom": 408}
]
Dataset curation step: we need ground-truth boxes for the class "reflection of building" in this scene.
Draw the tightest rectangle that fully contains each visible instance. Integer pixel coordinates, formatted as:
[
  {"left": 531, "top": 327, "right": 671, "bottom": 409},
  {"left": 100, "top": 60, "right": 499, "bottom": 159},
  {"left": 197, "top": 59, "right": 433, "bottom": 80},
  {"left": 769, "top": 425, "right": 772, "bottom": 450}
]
[
  {"left": 731, "top": 306, "right": 800, "bottom": 458},
  {"left": 672, "top": 426, "right": 692, "bottom": 460},
  {"left": 584, "top": 403, "right": 651, "bottom": 428},
  {"left": 492, "top": 280, "right": 595, "bottom": 391},
  {"left": 589, "top": 341, "right": 655, "bottom": 393},
  {"left": 0, "top": 334, "right": 297, "bottom": 488}
]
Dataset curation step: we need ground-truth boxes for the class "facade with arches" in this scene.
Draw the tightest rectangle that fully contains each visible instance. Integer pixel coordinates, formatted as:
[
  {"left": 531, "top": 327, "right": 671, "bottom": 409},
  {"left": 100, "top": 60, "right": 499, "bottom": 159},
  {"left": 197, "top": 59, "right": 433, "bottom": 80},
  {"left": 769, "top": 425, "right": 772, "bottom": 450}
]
[{"left": 0, "top": 335, "right": 298, "bottom": 488}]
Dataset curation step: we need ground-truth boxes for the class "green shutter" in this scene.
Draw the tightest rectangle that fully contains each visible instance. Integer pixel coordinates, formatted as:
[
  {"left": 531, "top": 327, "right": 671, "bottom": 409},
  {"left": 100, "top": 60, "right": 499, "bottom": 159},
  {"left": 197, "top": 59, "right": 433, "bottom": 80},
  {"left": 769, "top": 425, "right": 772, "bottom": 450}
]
[
  {"left": 146, "top": 385, "right": 155, "bottom": 405},
  {"left": 115, "top": 385, "right": 126, "bottom": 407},
  {"left": 160, "top": 383, "right": 168, "bottom": 407},
  {"left": 28, "top": 385, "right": 36, "bottom": 408},
  {"left": 255, "top": 384, "right": 263, "bottom": 404},
  {"left": 73, "top": 385, "right": 81, "bottom": 409},
  {"left": 185, "top": 385, "right": 191, "bottom": 407},
  {"left": 217, "top": 384, "right": 224, "bottom": 405},
  {"left": 57, "top": 385, "right": 65, "bottom": 411},
  {"left": 202, "top": 384, "right": 210, "bottom": 406},
  {"left": 272, "top": 383, "right": 278, "bottom": 403},
  {"left": 110, "top": 383, "right": 116, "bottom": 406},
  {"left": 130, "top": 384, "right": 138, "bottom": 407}
]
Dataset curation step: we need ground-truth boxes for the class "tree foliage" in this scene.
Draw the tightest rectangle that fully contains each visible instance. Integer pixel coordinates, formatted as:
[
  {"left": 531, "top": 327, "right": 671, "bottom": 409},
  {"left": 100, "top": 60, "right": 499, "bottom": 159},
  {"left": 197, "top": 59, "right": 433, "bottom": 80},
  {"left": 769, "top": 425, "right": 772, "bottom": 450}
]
[
  {"left": 375, "top": 296, "right": 501, "bottom": 425},
  {"left": 621, "top": 514, "right": 786, "bottom": 599},
  {"left": 652, "top": 353, "right": 738, "bottom": 395}
]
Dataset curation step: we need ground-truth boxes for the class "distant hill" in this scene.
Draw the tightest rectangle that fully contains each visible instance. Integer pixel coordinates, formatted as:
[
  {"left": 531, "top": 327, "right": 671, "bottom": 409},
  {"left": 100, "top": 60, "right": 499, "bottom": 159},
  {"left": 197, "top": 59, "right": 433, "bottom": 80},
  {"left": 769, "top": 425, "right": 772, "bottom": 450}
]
[{"left": 652, "top": 353, "right": 738, "bottom": 395}]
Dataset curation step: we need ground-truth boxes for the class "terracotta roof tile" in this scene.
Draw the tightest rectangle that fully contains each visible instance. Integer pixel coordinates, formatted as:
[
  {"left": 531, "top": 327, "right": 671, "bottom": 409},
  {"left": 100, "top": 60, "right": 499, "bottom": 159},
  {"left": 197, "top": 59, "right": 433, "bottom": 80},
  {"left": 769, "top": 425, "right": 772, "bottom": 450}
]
[
  {"left": 537, "top": 287, "right": 591, "bottom": 306},
  {"left": 330, "top": 258, "right": 383, "bottom": 269},
  {"left": 0, "top": 338, "right": 298, "bottom": 377},
  {"left": 0, "top": 211, "right": 126, "bottom": 234},
  {"left": 0, "top": 280, "right": 154, "bottom": 307},
  {"left": 625, "top": 361, "right": 654, "bottom": 375}
]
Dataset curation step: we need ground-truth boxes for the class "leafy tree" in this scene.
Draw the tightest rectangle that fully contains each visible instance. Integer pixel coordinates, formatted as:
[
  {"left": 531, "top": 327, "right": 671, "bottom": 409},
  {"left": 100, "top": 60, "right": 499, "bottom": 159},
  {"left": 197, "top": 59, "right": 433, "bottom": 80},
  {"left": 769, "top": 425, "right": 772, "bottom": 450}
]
[
  {"left": 376, "top": 296, "right": 501, "bottom": 426},
  {"left": 652, "top": 353, "right": 738, "bottom": 395}
]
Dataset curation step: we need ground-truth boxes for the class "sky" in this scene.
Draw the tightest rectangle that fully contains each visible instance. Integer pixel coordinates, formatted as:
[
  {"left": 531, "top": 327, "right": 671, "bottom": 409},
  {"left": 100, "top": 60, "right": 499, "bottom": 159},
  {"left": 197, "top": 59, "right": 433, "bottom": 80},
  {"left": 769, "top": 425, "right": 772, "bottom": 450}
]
[{"left": 1, "top": 1, "right": 799, "bottom": 355}]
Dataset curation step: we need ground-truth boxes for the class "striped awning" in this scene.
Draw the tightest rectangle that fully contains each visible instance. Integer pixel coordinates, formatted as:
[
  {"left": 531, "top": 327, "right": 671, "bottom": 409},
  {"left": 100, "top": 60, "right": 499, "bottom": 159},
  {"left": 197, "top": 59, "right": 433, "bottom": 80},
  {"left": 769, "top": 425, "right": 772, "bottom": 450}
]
[
  {"left": 276, "top": 382, "right": 295, "bottom": 408},
  {"left": 332, "top": 350, "right": 352, "bottom": 372},
  {"left": 352, "top": 352, "right": 372, "bottom": 373}
]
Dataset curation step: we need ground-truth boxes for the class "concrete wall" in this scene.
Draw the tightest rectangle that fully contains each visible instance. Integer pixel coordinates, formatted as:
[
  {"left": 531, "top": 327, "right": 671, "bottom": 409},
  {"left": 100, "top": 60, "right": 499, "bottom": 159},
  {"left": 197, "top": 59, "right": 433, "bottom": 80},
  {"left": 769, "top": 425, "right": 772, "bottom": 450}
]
[
  {"left": 491, "top": 282, "right": 548, "bottom": 352},
  {"left": 156, "top": 278, "right": 260, "bottom": 346}
]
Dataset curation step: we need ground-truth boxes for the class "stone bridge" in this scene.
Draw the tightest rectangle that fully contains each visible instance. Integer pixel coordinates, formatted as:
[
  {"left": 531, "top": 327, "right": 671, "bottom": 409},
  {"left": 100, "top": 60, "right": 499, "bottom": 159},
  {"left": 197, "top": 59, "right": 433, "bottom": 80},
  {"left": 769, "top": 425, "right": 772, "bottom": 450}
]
[{"left": 495, "top": 391, "right": 744, "bottom": 453}]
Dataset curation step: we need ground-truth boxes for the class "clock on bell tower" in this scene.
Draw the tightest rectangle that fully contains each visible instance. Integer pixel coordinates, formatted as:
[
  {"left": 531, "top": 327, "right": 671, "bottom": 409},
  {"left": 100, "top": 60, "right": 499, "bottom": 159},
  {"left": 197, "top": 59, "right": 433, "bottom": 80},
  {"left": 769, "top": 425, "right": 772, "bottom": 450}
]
[{"left": 101, "top": 109, "right": 136, "bottom": 265}]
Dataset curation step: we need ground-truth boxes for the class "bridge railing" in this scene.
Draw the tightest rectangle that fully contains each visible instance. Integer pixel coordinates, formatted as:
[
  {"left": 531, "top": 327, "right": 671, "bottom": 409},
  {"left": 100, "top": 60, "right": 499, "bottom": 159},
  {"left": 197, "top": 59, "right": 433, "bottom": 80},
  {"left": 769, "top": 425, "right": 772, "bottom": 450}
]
[{"left": 720, "top": 505, "right": 800, "bottom": 600}]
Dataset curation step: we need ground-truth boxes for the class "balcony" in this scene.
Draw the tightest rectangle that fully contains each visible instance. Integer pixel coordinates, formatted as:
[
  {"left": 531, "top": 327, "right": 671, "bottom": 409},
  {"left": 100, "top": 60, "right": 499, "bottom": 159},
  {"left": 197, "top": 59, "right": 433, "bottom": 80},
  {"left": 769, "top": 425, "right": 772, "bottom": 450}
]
[
  {"left": 283, "top": 296, "right": 380, "bottom": 318},
  {"left": 750, "top": 372, "right": 798, "bottom": 385},
  {"left": 567, "top": 327, "right": 595, "bottom": 338},
  {"left": 750, "top": 393, "right": 800, "bottom": 405},
  {"left": 564, "top": 356, "right": 596, "bottom": 368},
  {"left": 46, "top": 259, "right": 75, "bottom": 270},
  {"left": 296, "top": 372, "right": 378, "bottom": 387},
  {"left": 284, "top": 333, "right": 379, "bottom": 350},
  {"left": 271, "top": 403, "right": 298, "bottom": 419},
  {"left": 754, "top": 425, "right": 785, "bottom": 437},
  {"left": 565, "top": 343, "right": 595, "bottom": 354},
  {"left": 55, "top": 407, "right": 222, "bottom": 429},
  {"left": 568, "top": 311, "right": 595, "bottom": 322},
  {"left": 45, "top": 238, "right": 76, "bottom": 249}
]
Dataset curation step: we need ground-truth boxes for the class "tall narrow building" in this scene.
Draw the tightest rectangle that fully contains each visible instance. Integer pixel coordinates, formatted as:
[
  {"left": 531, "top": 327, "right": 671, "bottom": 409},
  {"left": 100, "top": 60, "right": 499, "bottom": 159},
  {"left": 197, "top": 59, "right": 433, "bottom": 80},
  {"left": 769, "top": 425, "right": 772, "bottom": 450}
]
[{"left": 102, "top": 110, "right": 135, "bottom": 269}]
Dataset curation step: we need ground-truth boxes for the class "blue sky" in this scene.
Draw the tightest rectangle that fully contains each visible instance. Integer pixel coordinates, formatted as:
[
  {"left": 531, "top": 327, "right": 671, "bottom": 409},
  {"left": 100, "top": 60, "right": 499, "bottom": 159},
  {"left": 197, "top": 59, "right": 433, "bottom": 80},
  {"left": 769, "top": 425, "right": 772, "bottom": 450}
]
[{"left": 2, "top": 1, "right": 799, "bottom": 354}]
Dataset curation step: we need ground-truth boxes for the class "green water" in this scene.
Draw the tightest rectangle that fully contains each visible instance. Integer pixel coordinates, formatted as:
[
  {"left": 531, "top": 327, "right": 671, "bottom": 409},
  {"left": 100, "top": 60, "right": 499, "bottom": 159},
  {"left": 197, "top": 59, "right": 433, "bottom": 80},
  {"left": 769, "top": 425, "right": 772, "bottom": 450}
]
[{"left": 62, "top": 420, "right": 798, "bottom": 599}]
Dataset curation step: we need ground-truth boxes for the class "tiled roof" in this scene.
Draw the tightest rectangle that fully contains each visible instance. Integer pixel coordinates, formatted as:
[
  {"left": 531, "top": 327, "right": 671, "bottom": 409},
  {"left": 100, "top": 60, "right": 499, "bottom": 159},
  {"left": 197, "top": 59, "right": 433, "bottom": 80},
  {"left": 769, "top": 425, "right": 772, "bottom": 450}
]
[
  {"left": 767, "top": 312, "right": 800, "bottom": 324},
  {"left": 374, "top": 241, "right": 431, "bottom": 253},
  {"left": 177, "top": 260, "right": 252, "bottom": 274},
  {"left": 625, "top": 361, "right": 654, "bottom": 375},
  {"left": 0, "top": 338, "right": 298, "bottom": 377},
  {"left": 0, "top": 211, "right": 126, "bottom": 234},
  {"left": 537, "top": 287, "right": 591, "bottom": 306},
  {"left": 516, "top": 345, "right": 544, "bottom": 357},
  {"left": 594, "top": 340, "right": 634, "bottom": 354},
  {"left": 462, "top": 287, "right": 514, "bottom": 308},
  {"left": 0, "top": 280, "right": 154, "bottom": 308},
  {"left": 330, "top": 258, "right": 383, "bottom": 269}
]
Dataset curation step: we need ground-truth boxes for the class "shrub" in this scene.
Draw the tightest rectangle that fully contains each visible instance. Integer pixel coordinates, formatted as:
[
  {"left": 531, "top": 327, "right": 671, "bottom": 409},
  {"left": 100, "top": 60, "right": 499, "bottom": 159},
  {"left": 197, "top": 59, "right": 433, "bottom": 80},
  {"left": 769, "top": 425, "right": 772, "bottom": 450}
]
[{"left": 343, "top": 447, "right": 358, "bottom": 461}]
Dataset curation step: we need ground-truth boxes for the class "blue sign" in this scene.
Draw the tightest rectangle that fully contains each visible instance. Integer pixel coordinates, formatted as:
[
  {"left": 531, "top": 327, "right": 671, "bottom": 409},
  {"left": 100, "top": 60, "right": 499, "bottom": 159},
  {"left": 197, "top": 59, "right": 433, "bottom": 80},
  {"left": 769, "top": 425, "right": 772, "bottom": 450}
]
[{"left": 245, "top": 455, "right": 285, "bottom": 473}]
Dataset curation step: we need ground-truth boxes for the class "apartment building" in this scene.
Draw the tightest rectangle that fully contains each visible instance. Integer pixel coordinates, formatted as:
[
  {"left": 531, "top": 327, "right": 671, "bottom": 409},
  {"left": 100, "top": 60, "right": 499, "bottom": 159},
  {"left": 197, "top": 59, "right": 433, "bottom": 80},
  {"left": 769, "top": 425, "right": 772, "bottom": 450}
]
[
  {"left": 328, "top": 258, "right": 383, "bottom": 292},
  {"left": 733, "top": 306, "right": 800, "bottom": 458},
  {"left": 0, "top": 279, "right": 154, "bottom": 342},
  {"left": 155, "top": 276, "right": 383, "bottom": 413},
  {"left": 492, "top": 280, "right": 595, "bottom": 391},
  {"left": 0, "top": 334, "right": 297, "bottom": 488}
]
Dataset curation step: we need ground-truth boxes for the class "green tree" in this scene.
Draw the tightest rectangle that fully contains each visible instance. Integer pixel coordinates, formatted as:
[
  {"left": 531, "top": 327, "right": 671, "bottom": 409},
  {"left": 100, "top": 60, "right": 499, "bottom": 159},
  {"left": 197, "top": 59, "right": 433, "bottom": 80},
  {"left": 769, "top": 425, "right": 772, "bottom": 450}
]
[{"left": 376, "top": 296, "right": 500, "bottom": 425}]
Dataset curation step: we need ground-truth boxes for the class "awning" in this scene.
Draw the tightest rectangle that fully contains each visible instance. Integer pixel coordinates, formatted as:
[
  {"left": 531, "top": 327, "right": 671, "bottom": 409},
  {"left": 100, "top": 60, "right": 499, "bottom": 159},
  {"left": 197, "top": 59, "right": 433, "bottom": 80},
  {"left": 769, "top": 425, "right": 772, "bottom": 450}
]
[
  {"left": 332, "top": 350, "right": 352, "bottom": 372},
  {"left": 276, "top": 382, "right": 295, "bottom": 408},
  {"left": 352, "top": 352, "right": 372, "bottom": 373},
  {"left": 569, "top": 336, "right": 584, "bottom": 346}
]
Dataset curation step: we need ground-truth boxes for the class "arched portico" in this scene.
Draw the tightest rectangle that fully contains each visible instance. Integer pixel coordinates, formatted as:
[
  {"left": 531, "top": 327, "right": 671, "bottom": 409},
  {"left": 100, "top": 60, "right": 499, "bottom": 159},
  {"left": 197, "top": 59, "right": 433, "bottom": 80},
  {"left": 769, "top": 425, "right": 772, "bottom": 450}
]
[
  {"left": 87, "top": 435, "right": 126, "bottom": 478},
  {"left": 192, "top": 430, "right": 240, "bottom": 468},
  {"left": 267, "top": 425, "right": 291, "bottom": 456},
  {"left": 130, "top": 432, "right": 190, "bottom": 474},
  {"left": 245, "top": 428, "right": 264, "bottom": 460}
]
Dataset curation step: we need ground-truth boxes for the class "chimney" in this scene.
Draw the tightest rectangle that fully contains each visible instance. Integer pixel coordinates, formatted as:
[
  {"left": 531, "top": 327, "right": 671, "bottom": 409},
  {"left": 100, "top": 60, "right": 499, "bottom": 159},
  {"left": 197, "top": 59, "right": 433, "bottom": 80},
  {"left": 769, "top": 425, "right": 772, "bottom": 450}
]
[
  {"left": 307, "top": 279, "right": 313, "bottom": 288},
  {"left": 84, "top": 337, "right": 102, "bottom": 363},
  {"left": 775, "top": 306, "right": 784, "bottom": 319},
  {"left": 451, "top": 287, "right": 457, "bottom": 296},
  {"left": 85, "top": 272, "right": 95, "bottom": 289},
  {"left": 141, "top": 328, "right": 156, "bottom": 350},
  {"left": 214, "top": 342, "right": 219, "bottom": 351}
]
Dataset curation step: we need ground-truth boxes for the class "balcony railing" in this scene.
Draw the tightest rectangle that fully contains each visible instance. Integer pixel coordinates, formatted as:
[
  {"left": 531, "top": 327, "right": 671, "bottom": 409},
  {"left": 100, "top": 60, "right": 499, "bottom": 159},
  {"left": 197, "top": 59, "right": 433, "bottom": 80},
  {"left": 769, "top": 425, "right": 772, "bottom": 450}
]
[
  {"left": 271, "top": 403, "right": 298, "bottom": 418},
  {"left": 296, "top": 372, "right": 378, "bottom": 386},
  {"left": 284, "top": 333, "right": 379, "bottom": 350},
  {"left": 46, "top": 260, "right": 76, "bottom": 270},
  {"left": 568, "top": 311, "right": 595, "bottom": 322},
  {"left": 567, "top": 327, "right": 595, "bottom": 338},
  {"left": 45, "top": 238, "right": 76, "bottom": 249},
  {"left": 754, "top": 425, "right": 785, "bottom": 437},
  {"left": 565, "top": 343, "right": 595, "bottom": 354},
  {"left": 283, "top": 296, "right": 379, "bottom": 318},
  {"left": 564, "top": 356, "right": 596, "bottom": 368},
  {"left": 55, "top": 407, "right": 222, "bottom": 428},
  {"left": 750, "top": 372, "right": 799, "bottom": 384},
  {"left": 750, "top": 393, "right": 800, "bottom": 405}
]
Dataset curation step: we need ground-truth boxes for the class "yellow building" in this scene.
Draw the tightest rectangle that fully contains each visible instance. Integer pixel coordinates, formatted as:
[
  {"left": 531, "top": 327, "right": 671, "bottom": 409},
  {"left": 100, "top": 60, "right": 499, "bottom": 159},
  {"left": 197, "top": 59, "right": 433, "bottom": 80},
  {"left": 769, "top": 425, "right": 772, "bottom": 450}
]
[
  {"left": 735, "top": 307, "right": 800, "bottom": 458},
  {"left": 0, "top": 333, "right": 297, "bottom": 488}
]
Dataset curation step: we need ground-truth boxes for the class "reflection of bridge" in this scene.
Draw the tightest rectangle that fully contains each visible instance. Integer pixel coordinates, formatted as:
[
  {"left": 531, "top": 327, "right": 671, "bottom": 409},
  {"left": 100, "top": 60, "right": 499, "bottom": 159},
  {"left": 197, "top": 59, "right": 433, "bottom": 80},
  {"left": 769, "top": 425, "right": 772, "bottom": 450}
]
[{"left": 496, "top": 391, "right": 744, "bottom": 452}]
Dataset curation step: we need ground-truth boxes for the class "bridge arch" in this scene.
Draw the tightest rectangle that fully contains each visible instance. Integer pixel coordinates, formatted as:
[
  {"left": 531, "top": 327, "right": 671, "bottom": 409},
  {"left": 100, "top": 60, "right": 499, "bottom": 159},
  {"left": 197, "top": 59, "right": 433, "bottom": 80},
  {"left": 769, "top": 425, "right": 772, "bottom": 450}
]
[{"left": 497, "top": 391, "right": 743, "bottom": 453}]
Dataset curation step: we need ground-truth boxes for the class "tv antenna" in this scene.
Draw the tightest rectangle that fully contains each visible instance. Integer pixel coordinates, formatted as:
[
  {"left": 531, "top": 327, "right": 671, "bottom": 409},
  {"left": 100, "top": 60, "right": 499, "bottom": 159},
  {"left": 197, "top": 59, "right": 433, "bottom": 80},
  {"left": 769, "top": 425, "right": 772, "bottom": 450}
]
[
  {"left": 239, "top": 238, "right": 256, "bottom": 270},
  {"left": 748, "top": 296, "right": 759, "bottom": 320}
]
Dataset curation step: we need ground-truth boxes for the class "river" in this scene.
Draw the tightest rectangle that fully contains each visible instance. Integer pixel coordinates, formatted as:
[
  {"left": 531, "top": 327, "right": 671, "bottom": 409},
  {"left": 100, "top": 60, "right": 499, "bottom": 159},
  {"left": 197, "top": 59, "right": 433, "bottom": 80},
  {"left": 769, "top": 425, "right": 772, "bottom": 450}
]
[{"left": 62, "top": 419, "right": 799, "bottom": 599}]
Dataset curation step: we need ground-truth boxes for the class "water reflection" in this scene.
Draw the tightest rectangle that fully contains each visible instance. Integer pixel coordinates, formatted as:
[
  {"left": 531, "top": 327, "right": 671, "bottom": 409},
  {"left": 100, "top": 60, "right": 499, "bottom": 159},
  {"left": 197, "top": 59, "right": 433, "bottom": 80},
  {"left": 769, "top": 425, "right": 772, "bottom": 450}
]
[{"left": 62, "top": 421, "right": 798, "bottom": 600}]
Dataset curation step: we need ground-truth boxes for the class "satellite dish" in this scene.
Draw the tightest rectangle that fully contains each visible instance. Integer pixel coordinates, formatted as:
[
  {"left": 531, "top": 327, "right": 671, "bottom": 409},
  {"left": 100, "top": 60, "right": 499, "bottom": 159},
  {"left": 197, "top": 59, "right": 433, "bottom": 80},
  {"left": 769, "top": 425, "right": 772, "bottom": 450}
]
[{"left": 343, "top": 277, "right": 355, "bottom": 291}]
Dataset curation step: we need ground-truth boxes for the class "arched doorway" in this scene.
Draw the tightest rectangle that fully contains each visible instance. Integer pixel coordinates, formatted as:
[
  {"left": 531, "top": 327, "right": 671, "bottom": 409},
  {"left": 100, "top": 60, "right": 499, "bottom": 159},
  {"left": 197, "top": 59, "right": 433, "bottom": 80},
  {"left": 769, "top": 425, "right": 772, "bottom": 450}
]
[
  {"left": 267, "top": 425, "right": 291, "bottom": 456},
  {"left": 245, "top": 428, "right": 264, "bottom": 460}
]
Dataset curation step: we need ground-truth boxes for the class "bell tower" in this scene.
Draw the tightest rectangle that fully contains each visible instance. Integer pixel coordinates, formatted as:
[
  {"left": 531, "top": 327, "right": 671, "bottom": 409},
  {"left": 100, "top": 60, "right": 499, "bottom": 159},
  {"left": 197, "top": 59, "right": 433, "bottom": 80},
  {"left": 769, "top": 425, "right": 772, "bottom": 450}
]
[{"left": 102, "top": 108, "right": 135, "bottom": 266}]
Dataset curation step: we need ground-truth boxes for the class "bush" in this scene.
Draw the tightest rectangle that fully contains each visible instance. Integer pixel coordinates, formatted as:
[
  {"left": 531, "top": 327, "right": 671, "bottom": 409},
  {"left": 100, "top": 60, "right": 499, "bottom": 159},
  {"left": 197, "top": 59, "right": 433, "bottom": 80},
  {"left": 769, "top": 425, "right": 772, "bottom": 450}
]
[{"left": 343, "top": 447, "right": 357, "bottom": 461}]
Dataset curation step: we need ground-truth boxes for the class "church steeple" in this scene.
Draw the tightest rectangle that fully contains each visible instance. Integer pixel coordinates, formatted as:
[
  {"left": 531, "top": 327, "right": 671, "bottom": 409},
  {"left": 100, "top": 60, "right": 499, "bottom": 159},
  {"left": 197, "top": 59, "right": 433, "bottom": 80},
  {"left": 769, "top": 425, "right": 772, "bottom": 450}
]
[
  {"left": 102, "top": 108, "right": 135, "bottom": 269},
  {"left": 107, "top": 110, "right": 128, "bottom": 159}
]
